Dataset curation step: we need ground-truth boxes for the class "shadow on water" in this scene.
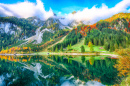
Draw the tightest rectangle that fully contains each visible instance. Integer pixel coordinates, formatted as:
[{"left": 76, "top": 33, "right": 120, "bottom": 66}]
[{"left": 0, "top": 55, "right": 120, "bottom": 86}]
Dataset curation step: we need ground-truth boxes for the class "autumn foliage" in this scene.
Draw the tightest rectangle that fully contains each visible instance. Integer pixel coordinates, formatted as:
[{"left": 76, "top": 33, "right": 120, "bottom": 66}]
[
  {"left": 77, "top": 13, "right": 130, "bottom": 35},
  {"left": 88, "top": 42, "right": 92, "bottom": 47},
  {"left": 114, "top": 48, "right": 130, "bottom": 77},
  {"left": 74, "top": 24, "right": 97, "bottom": 37},
  {"left": 0, "top": 47, "right": 31, "bottom": 54}
]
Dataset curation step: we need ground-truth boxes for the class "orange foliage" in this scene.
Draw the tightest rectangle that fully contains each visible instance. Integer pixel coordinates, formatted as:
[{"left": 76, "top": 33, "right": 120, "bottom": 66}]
[
  {"left": 78, "top": 24, "right": 97, "bottom": 36},
  {"left": 124, "top": 28, "right": 127, "bottom": 32},
  {"left": 23, "top": 47, "right": 28, "bottom": 50},
  {"left": 114, "top": 48, "right": 130, "bottom": 77},
  {"left": 105, "top": 13, "right": 130, "bottom": 22},
  {"left": 0, "top": 47, "right": 31, "bottom": 54},
  {"left": 0, "top": 56, "right": 20, "bottom": 62}
]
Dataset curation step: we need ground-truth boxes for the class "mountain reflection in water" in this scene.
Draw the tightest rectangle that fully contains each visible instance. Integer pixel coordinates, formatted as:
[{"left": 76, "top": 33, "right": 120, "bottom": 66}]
[{"left": 0, "top": 55, "right": 120, "bottom": 86}]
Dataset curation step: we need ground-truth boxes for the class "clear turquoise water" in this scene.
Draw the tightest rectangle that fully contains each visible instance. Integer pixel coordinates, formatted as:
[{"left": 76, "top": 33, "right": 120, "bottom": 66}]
[{"left": 0, "top": 55, "right": 119, "bottom": 86}]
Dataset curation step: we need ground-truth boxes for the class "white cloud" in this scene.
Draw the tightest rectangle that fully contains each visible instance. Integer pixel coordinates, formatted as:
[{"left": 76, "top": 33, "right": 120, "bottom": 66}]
[
  {"left": 58, "top": 12, "right": 61, "bottom": 15},
  {"left": 60, "top": 0, "right": 130, "bottom": 25},
  {"left": 0, "top": 0, "right": 54, "bottom": 20},
  {"left": 0, "top": 0, "right": 130, "bottom": 25},
  {"left": 128, "top": 9, "right": 130, "bottom": 12}
]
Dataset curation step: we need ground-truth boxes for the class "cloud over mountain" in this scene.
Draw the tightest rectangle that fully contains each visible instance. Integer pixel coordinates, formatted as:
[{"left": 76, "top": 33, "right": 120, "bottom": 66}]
[
  {"left": 0, "top": 0, "right": 130, "bottom": 25},
  {"left": 0, "top": 0, "right": 54, "bottom": 20},
  {"left": 60, "top": 0, "right": 130, "bottom": 25}
]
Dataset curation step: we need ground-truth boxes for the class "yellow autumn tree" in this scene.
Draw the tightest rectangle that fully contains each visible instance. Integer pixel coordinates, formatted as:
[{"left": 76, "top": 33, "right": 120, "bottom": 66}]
[
  {"left": 88, "top": 42, "right": 92, "bottom": 47},
  {"left": 114, "top": 48, "right": 130, "bottom": 77}
]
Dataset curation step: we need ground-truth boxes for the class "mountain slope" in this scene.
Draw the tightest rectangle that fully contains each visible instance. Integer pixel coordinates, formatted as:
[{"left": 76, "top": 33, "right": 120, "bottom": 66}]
[
  {"left": 0, "top": 16, "right": 38, "bottom": 37},
  {"left": 1, "top": 13, "right": 130, "bottom": 53},
  {"left": 0, "top": 16, "right": 38, "bottom": 50},
  {"left": 27, "top": 17, "right": 45, "bottom": 27},
  {"left": 104, "top": 13, "right": 130, "bottom": 22}
]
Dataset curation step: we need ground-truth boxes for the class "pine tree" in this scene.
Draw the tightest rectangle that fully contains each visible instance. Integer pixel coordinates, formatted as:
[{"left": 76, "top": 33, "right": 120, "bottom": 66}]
[
  {"left": 55, "top": 46, "right": 58, "bottom": 52},
  {"left": 114, "top": 42, "right": 118, "bottom": 49},
  {"left": 6, "top": 47, "right": 8, "bottom": 50},
  {"left": 52, "top": 47, "right": 54, "bottom": 52},
  {"left": 81, "top": 46, "right": 85, "bottom": 53},
  {"left": 99, "top": 39, "right": 102, "bottom": 46},
  {"left": 104, "top": 42, "right": 109, "bottom": 51},
  {"left": 60, "top": 45, "right": 63, "bottom": 52},
  {"left": 110, "top": 42, "right": 114, "bottom": 52},
  {"left": 81, "top": 56, "right": 85, "bottom": 63},
  {"left": 67, "top": 45, "right": 70, "bottom": 50},
  {"left": 70, "top": 43, "right": 72, "bottom": 49},
  {"left": 84, "top": 39, "right": 87, "bottom": 45},
  {"left": 94, "top": 38, "right": 98, "bottom": 46}
]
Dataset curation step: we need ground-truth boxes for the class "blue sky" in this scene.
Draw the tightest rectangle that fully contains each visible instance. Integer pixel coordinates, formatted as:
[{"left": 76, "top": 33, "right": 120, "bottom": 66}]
[
  {"left": 0, "top": 0, "right": 124, "bottom": 15},
  {"left": 0, "top": 0, "right": 130, "bottom": 25}
]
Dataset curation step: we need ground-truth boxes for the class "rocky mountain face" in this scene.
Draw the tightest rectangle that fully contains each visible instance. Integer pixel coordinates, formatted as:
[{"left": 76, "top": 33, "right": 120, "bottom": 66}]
[
  {"left": 111, "top": 18, "right": 128, "bottom": 30},
  {"left": 27, "top": 16, "right": 74, "bottom": 31},
  {"left": 27, "top": 17, "right": 45, "bottom": 27},
  {"left": 0, "top": 15, "right": 84, "bottom": 47},
  {"left": 0, "top": 22, "right": 21, "bottom": 35},
  {"left": 44, "top": 18, "right": 70, "bottom": 30},
  {"left": 68, "top": 20, "right": 83, "bottom": 27}
]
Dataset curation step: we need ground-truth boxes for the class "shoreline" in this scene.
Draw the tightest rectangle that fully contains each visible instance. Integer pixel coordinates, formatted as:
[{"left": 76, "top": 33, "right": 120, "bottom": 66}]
[{"left": 0, "top": 52, "right": 118, "bottom": 58}]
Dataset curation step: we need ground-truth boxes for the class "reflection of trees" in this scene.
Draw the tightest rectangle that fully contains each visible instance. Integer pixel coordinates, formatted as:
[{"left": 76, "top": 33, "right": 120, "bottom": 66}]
[
  {"left": 81, "top": 56, "right": 85, "bottom": 63},
  {"left": 0, "top": 55, "right": 120, "bottom": 85},
  {"left": 52, "top": 55, "right": 120, "bottom": 85},
  {"left": 89, "top": 56, "right": 94, "bottom": 65},
  {"left": 85, "top": 58, "right": 120, "bottom": 85},
  {"left": 0, "top": 58, "right": 37, "bottom": 86}
]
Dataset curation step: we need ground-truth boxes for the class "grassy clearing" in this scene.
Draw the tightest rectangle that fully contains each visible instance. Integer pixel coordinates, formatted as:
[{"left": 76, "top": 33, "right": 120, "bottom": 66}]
[{"left": 64, "top": 38, "right": 116, "bottom": 54}]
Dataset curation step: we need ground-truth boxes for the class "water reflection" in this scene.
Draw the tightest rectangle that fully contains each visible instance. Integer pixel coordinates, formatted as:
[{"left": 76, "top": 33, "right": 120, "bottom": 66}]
[{"left": 0, "top": 55, "right": 120, "bottom": 86}]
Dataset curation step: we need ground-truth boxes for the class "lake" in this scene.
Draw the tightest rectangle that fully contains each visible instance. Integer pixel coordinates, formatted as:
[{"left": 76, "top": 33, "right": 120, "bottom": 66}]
[{"left": 0, "top": 55, "right": 120, "bottom": 86}]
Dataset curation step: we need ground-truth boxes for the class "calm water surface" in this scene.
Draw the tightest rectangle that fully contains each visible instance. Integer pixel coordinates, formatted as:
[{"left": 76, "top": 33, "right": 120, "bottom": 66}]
[{"left": 0, "top": 55, "right": 120, "bottom": 86}]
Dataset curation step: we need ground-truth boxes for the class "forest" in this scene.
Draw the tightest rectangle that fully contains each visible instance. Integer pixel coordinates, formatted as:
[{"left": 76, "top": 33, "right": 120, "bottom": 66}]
[{"left": 52, "top": 20, "right": 130, "bottom": 52}]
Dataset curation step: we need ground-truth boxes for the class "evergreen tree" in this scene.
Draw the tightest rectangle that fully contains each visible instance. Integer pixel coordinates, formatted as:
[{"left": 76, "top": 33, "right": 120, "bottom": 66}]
[
  {"left": 6, "top": 47, "right": 8, "bottom": 50},
  {"left": 60, "top": 45, "right": 63, "bottom": 52},
  {"left": 94, "top": 38, "right": 98, "bottom": 46},
  {"left": 110, "top": 42, "right": 115, "bottom": 52},
  {"left": 104, "top": 42, "right": 109, "bottom": 51},
  {"left": 114, "top": 42, "right": 118, "bottom": 49},
  {"left": 81, "top": 46, "right": 85, "bottom": 53},
  {"left": 84, "top": 39, "right": 87, "bottom": 45},
  {"left": 70, "top": 43, "right": 72, "bottom": 49},
  {"left": 55, "top": 46, "right": 58, "bottom": 52},
  {"left": 99, "top": 39, "right": 102, "bottom": 46},
  {"left": 81, "top": 56, "right": 85, "bottom": 63},
  {"left": 67, "top": 45, "right": 70, "bottom": 50}
]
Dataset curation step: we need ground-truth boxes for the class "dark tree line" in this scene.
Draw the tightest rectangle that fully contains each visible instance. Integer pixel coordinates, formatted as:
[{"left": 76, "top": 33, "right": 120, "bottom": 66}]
[
  {"left": 0, "top": 33, "right": 17, "bottom": 51},
  {"left": 84, "top": 28, "right": 130, "bottom": 52}
]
